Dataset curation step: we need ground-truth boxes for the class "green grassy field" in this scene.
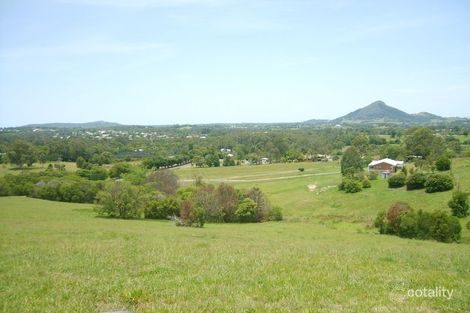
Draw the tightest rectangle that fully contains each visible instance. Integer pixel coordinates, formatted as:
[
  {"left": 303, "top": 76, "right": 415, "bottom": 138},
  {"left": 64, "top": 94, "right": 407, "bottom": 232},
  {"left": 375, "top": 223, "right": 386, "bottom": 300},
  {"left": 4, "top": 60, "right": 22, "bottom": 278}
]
[
  {"left": 1, "top": 159, "right": 470, "bottom": 312},
  {"left": 0, "top": 162, "right": 78, "bottom": 176}
]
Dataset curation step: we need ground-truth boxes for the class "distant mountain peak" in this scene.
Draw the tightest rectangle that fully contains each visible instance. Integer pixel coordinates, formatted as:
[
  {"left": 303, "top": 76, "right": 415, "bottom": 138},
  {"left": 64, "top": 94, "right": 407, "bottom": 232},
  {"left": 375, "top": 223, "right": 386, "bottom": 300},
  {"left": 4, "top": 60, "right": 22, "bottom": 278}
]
[
  {"left": 367, "top": 100, "right": 387, "bottom": 107},
  {"left": 328, "top": 101, "right": 443, "bottom": 124}
]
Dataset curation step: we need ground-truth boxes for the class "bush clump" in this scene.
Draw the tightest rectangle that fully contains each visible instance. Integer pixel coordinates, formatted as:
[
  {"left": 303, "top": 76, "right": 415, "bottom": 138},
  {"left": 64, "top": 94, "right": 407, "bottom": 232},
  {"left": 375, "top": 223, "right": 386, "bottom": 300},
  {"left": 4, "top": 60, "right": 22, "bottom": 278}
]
[
  {"left": 388, "top": 172, "right": 406, "bottom": 188},
  {"left": 338, "top": 178, "right": 362, "bottom": 193},
  {"left": 145, "top": 197, "right": 180, "bottom": 219},
  {"left": 177, "top": 183, "right": 280, "bottom": 225},
  {"left": 448, "top": 190, "right": 469, "bottom": 218},
  {"left": 362, "top": 178, "right": 371, "bottom": 188},
  {"left": 424, "top": 174, "right": 454, "bottom": 193},
  {"left": 435, "top": 156, "right": 451, "bottom": 171},
  {"left": 374, "top": 202, "right": 461, "bottom": 243},
  {"left": 95, "top": 181, "right": 146, "bottom": 219},
  {"left": 406, "top": 172, "right": 427, "bottom": 190}
]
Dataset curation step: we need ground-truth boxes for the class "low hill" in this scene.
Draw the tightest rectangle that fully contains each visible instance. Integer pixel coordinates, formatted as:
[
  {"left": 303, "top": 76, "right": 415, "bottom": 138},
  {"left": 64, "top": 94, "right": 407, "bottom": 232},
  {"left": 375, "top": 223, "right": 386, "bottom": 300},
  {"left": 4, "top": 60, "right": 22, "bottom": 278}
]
[{"left": 22, "top": 121, "right": 122, "bottom": 129}]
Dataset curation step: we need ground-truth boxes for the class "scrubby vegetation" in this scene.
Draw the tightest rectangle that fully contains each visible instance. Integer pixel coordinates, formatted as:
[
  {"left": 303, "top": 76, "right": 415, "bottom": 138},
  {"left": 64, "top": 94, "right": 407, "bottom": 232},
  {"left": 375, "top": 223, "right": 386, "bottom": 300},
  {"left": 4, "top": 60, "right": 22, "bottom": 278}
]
[
  {"left": 375, "top": 202, "right": 462, "bottom": 243},
  {"left": 0, "top": 170, "right": 101, "bottom": 203}
]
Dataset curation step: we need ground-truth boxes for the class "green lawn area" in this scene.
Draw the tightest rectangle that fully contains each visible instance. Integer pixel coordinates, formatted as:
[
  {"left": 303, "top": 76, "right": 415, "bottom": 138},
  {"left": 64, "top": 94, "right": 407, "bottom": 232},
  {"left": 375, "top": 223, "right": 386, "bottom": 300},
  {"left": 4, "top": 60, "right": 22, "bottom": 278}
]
[
  {"left": 1, "top": 159, "right": 470, "bottom": 312},
  {"left": 0, "top": 161, "right": 78, "bottom": 176}
]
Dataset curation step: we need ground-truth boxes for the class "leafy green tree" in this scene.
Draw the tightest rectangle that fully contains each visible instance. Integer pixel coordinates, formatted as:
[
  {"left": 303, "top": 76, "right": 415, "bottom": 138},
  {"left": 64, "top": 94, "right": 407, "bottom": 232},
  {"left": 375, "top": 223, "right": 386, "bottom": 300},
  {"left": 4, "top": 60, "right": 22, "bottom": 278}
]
[
  {"left": 205, "top": 154, "right": 220, "bottom": 167},
  {"left": 404, "top": 127, "right": 435, "bottom": 159},
  {"left": 351, "top": 134, "right": 369, "bottom": 157},
  {"left": 35, "top": 146, "right": 49, "bottom": 167},
  {"left": 192, "top": 156, "right": 206, "bottom": 167},
  {"left": 340, "top": 147, "right": 362, "bottom": 176},
  {"left": 7, "top": 140, "right": 37, "bottom": 168}
]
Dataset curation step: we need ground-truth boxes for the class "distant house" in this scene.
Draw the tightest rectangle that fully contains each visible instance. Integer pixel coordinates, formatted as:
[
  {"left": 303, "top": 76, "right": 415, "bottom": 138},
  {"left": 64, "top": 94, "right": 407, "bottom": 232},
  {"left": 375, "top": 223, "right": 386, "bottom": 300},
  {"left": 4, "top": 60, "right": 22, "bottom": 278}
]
[
  {"left": 368, "top": 158, "right": 404, "bottom": 178},
  {"left": 314, "top": 154, "right": 333, "bottom": 162}
]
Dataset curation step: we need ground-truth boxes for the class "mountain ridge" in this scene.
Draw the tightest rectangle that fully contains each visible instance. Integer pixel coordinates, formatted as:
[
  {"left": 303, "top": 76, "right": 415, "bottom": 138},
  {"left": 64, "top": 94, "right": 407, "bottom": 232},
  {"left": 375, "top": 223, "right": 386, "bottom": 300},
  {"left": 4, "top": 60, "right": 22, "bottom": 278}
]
[{"left": 22, "top": 121, "right": 122, "bottom": 129}]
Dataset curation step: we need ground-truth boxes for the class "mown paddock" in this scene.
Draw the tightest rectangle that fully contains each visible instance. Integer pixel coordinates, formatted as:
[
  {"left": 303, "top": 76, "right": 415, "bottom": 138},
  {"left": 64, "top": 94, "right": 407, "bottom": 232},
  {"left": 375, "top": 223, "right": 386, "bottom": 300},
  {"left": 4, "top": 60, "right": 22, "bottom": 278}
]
[{"left": 0, "top": 159, "right": 469, "bottom": 312}]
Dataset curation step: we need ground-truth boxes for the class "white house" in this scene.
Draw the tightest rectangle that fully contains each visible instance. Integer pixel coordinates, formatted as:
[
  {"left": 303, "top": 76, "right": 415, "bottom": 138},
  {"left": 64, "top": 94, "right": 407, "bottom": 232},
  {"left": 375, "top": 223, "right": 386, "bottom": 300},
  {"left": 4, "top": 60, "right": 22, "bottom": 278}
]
[{"left": 368, "top": 158, "right": 404, "bottom": 178}]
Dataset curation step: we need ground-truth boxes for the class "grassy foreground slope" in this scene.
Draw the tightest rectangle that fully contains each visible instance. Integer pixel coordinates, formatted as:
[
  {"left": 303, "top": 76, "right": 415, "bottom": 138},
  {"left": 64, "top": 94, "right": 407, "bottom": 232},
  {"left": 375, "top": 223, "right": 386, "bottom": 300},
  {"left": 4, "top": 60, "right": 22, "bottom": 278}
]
[{"left": 1, "top": 197, "right": 469, "bottom": 312}]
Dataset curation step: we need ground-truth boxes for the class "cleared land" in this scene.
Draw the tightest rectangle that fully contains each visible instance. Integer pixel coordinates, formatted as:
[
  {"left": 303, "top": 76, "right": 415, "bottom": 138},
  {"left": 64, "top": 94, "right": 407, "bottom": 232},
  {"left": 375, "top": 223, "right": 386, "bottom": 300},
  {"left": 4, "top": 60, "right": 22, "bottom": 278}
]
[{"left": 1, "top": 159, "right": 470, "bottom": 312}]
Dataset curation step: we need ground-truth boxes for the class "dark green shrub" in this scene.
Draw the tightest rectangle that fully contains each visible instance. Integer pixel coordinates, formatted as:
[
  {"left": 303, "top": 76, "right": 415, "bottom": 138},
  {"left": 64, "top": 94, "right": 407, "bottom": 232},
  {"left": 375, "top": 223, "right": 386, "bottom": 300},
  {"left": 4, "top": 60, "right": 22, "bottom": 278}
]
[
  {"left": 448, "top": 190, "right": 469, "bottom": 218},
  {"left": 388, "top": 172, "right": 406, "bottom": 188},
  {"left": 425, "top": 174, "right": 454, "bottom": 193},
  {"left": 435, "top": 156, "right": 451, "bottom": 171},
  {"left": 339, "top": 178, "right": 362, "bottom": 193},
  {"left": 406, "top": 172, "right": 427, "bottom": 190},
  {"left": 416, "top": 210, "right": 432, "bottom": 240},
  {"left": 429, "top": 210, "right": 461, "bottom": 243},
  {"left": 398, "top": 211, "right": 418, "bottom": 238},
  {"left": 362, "top": 178, "right": 371, "bottom": 188},
  {"left": 298, "top": 168, "right": 305, "bottom": 172}
]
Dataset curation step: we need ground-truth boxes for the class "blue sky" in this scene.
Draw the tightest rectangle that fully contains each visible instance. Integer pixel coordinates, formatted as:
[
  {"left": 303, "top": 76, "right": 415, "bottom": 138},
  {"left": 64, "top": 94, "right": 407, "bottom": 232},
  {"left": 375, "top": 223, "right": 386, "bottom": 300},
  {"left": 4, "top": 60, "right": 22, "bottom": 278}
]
[{"left": 1, "top": 0, "right": 469, "bottom": 126}]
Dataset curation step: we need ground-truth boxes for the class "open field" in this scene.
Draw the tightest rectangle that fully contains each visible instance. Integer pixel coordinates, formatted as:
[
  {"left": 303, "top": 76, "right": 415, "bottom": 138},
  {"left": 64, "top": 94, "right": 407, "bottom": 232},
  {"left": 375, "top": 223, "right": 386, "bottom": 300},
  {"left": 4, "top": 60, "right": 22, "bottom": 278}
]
[
  {"left": 1, "top": 196, "right": 469, "bottom": 313},
  {"left": 0, "top": 162, "right": 78, "bottom": 176},
  {"left": 1, "top": 159, "right": 470, "bottom": 312},
  {"left": 178, "top": 159, "right": 470, "bottom": 239}
]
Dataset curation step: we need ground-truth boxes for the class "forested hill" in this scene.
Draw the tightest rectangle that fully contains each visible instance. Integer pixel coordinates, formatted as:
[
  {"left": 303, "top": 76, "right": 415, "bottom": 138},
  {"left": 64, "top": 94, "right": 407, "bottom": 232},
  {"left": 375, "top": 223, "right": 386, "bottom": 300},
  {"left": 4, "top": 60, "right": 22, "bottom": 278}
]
[{"left": 330, "top": 101, "right": 445, "bottom": 124}]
